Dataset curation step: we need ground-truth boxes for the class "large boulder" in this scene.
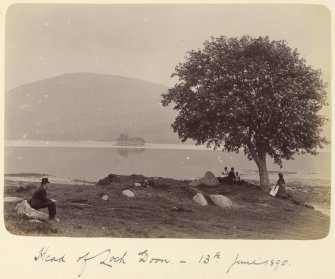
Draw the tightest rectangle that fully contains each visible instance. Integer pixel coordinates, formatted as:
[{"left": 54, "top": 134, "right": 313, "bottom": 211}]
[
  {"left": 189, "top": 171, "right": 219, "bottom": 187},
  {"left": 209, "top": 195, "right": 233, "bottom": 208},
  {"left": 192, "top": 193, "right": 208, "bottom": 206},
  {"left": 15, "top": 200, "right": 49, "bottom": 220},
  {"left": 96, "top": 173, "right": 120, "bottom": 185}
]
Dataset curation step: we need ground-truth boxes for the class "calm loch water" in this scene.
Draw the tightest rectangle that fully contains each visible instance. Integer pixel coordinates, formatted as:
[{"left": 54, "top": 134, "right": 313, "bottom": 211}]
[{"left": 4, "top": 141, "right": 331, "bottom": 184}]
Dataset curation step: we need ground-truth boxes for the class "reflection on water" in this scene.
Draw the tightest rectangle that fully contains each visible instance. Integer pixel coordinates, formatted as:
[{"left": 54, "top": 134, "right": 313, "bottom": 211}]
[{"left": 117, "top": 148, "right": 145, "bottom": 158}]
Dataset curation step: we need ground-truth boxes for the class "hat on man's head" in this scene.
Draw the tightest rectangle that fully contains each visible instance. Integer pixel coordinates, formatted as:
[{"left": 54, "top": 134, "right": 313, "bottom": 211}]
[{"left": 41, "top": 177, "right": 50, "bottom": 185}]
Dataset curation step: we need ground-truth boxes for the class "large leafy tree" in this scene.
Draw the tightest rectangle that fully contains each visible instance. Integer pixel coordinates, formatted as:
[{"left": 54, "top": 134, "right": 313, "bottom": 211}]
[{"left": 162, "top": 36, "right": 328, "bottom": 189}]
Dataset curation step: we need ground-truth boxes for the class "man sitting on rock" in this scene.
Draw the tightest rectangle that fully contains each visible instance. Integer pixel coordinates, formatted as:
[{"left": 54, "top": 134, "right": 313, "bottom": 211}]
[{"left": 28, "top": 177, "right": 58, "bottom": 221}]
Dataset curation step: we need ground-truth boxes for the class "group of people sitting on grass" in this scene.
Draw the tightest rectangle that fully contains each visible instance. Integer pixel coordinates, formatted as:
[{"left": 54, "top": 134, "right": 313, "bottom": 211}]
[
  {"left": 220, "top": 166, "right": 241, "bottom": 183},
  {"left": 220, "top": 166, "right": 287, "bottom": 197}
]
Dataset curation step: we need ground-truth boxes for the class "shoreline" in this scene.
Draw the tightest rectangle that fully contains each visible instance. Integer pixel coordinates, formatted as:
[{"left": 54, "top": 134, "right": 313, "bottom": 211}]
[
  {"left": 5, "top": 139, "right": 331, "bottom": 154},
  {"left": 4, "top": 174, "right": 96, "bottom": 186},
  {"left": 5, "top": 172, "right": 331, "bottom": 189},
  {"left": 4, "top": 139, "right": 208, "bottom": 151}
]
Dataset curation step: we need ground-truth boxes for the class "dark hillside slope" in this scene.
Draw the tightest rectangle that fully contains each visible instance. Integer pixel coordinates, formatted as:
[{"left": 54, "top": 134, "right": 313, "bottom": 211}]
[{"left": 5, "top": 73, "right": 178, "bottom": 143}]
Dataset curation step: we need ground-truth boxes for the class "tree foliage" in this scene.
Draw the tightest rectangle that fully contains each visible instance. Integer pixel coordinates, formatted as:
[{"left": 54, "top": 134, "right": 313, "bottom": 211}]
[{"left": 162, "top": 36, "right": 328, "bottom": 186}]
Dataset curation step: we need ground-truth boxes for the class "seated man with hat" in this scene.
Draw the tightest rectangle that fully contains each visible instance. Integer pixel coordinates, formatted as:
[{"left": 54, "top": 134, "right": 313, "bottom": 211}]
[{"left": 29, "top": 177, "right": 58, "bottom": 221}]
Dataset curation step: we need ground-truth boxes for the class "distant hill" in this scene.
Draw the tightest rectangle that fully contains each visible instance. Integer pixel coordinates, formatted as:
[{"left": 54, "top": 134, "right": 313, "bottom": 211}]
[{"left": 5, "top": 72, "right": 180, "bottom": 143}]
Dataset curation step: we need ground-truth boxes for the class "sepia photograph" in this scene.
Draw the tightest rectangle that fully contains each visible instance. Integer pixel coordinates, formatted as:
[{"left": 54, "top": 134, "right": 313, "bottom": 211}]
[{"left": 3, "top": 3, "right": 331, "bottom": 241}]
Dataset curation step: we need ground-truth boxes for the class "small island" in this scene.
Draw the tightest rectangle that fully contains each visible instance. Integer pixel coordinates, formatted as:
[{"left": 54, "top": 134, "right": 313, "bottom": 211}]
[{"left": 116, "top": 134, "right": 145, "bottom": 146}]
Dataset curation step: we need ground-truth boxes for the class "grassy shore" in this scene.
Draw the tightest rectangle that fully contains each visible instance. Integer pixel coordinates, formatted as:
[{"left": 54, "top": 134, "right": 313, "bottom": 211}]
[{"left": 3, "top": 174, "right": 330, "bottom": 239}]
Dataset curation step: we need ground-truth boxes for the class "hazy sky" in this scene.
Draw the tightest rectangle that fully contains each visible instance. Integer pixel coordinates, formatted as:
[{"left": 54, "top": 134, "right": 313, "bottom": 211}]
[{"left": 5, "top": 4, "right": 331, "bottom": 91}]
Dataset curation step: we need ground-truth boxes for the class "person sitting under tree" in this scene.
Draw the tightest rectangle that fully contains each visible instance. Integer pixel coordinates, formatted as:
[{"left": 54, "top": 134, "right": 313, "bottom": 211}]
[
  {"left": 228, "top": 167, "right": 236, "bottom": 182},
  {"left": 235, "top": 171, "right": 241, "bottom": 182},
  {"left": 276, "top": 173, "right": 286, "bottom": 197},
  {"left": 221, "top": 166, "right": 228, "bottom": 177},
  {"left": 28, "top": 177, "right": 58, "bottom": 221}
]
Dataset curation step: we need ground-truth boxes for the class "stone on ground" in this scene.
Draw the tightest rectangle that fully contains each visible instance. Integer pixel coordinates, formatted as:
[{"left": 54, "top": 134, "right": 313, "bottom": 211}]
[
  {"left": 15, "top": 200, "right": 49, "bottom": 220},
  {"left": 134, "top": 182, "right": 141, "bottom": 187},
  {"left": 189, "top": 171, "right": 219, "bottom": 187},
  {"left": 122, "top": 189, "right": 135, "bottom": 198},
  {"left": 193, "top": 193, "right": 208, "bottom": 206},
  {"left": 209, "top": 194, "right": 233, "bottom": 208},
  {"left": 101, "top": 194, "right": 110, "bottom": 201}
]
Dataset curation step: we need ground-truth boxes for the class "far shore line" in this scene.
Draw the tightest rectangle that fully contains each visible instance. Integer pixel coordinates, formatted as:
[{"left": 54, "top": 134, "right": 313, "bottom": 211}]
[
  {"left": 4, "top": 140, "right": 331, "bottom": 153},
  {"left": 4, "top": 139, "right": 209, "bottom": 151}
]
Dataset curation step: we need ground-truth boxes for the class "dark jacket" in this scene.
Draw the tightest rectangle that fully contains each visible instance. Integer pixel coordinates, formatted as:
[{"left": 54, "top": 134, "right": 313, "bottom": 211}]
[
  {"left": 29, "top": 186, "right": 52, "bottom": 208},
  {"left": 228, "top": 171, "right": 236, "bottom": 181},
  {"left": 276, "top": 178, "right": 286, "bottom": 195}
]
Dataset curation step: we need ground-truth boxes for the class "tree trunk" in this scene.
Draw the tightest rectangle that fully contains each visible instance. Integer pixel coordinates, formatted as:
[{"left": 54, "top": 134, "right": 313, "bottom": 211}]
[
  {"left": 248, "top": 146, "right": 270, "bottom": 190},
  {"left": 255, "top": 157, "right": 270, "bottom": 191}
]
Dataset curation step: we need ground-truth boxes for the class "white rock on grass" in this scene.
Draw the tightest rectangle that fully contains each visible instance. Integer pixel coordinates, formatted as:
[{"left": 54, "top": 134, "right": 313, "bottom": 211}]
[
  {"left": 122, "top": 190, "right": 135, "bottom": 198},
  {"left": 193, "top": 193, "right": 208, "bottom": 206},
  {"left": 15, "top": 200, "right": 49, "bottom": 220},
  {"left": 134, "top": 182, "right": 141, "bottom": 187},
  {"left": 101, "top": 194, "right": 110, "bottom": 201},
  {"left": 209, "top": 195, "right": 233, "bottom": 208}
]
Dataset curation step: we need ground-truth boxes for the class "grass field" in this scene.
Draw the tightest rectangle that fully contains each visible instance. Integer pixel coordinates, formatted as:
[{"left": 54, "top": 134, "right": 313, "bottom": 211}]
[{"left": 3, "top": 174, "right": 330, "bottom": 239}]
